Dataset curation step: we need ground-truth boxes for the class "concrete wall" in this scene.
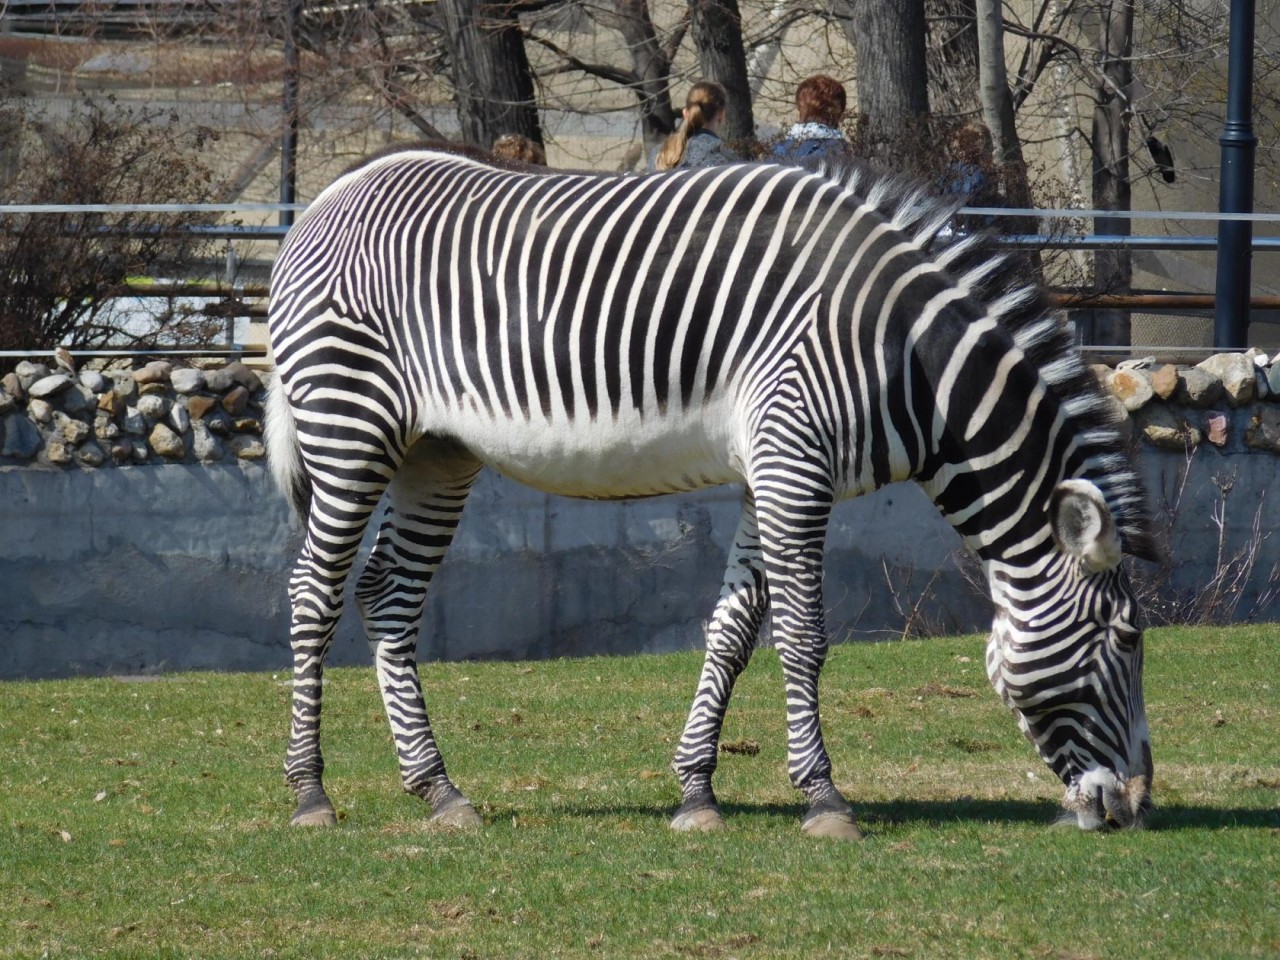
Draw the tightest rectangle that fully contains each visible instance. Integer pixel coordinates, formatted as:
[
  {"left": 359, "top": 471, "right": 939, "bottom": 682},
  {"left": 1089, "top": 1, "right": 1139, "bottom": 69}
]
[{"left": 3, "top": 436, "right": 1277, "bottom": 681}]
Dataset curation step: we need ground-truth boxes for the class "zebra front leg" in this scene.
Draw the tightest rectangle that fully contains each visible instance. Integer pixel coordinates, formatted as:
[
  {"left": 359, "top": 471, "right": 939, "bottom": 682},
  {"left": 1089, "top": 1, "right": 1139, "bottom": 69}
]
[
  {"left": 356, "top": 441, "right": 483, "bottom": 828},
  {"left": 755, "top": 487, "right": 861, "bottom": 840},
  {"left": 671, "top": 493, "right": 768, "bottom": 832},
  {"left": 286, "top": 480, "right": 387, "bottom": 826}
]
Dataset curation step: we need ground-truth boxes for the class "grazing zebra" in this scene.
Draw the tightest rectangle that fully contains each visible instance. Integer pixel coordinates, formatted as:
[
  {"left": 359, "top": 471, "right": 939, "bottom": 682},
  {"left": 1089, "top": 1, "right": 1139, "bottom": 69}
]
[{"left": 265, "top": 146, "right": 1158, "bottom": 837}]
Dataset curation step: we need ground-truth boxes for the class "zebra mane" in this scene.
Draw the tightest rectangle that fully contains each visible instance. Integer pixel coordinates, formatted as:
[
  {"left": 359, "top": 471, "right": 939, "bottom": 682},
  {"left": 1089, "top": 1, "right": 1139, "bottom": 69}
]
[{"left": 811, "top": 158, "right": 1158, "bottom": 562}]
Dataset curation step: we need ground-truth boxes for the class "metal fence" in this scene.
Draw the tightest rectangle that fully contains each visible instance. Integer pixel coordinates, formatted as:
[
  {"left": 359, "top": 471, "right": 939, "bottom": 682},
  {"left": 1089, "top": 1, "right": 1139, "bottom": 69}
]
[{"left": 1, "top": 202, "right": 1277, "bottom": 364}]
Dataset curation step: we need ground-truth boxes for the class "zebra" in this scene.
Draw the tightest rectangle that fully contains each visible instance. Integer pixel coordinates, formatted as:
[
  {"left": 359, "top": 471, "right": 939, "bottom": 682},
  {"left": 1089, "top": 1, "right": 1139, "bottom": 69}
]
[{"left": 265, "top": 146, "right": 1159, "bottom": 838}]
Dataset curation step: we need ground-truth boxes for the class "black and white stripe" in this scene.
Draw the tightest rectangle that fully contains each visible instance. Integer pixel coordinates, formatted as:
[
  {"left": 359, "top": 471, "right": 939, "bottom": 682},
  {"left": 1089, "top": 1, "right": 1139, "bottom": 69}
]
[{"left": 266, "top": 148, "right": 1157, "bottom": 834}]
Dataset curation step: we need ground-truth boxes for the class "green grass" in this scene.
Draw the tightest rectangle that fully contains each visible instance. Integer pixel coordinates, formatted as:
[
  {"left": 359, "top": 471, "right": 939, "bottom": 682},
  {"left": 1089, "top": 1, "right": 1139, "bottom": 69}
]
[{"left": 1, "top": 625, "right": 1277, "bottom": 959}]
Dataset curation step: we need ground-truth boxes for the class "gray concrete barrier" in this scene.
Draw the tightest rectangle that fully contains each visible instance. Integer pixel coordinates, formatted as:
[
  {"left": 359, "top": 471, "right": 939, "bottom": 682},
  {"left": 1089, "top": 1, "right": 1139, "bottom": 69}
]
[{"left": 2, "top": 432, "right": 1276, "bottom": 681}]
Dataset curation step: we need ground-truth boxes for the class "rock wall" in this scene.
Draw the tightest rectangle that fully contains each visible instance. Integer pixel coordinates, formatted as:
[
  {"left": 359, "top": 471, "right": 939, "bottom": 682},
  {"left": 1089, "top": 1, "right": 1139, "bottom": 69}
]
[
  {"left": 2, "top": 353, "right": 1278, "bottom": 680},
  {"left": 1, "top": 358, "right": 266, "bottom": 467},
  {"left": 1100, "top": 351, "right": 1280, "bottom": 455}
]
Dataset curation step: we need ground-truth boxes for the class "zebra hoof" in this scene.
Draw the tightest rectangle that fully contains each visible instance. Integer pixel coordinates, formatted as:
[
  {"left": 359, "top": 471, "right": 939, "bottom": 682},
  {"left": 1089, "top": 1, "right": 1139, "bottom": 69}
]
[
  {"left": 670, "top": 806, "right": 727, "bottom": 833},
  {"left": 290, "top": 789, "right": 338, "bottom": 827},
  {"left": 800, "top": 810, "right": 862, "bottom": 840},
  {"left": 428, "top": 802, "right": 484, "bottom": 830}
]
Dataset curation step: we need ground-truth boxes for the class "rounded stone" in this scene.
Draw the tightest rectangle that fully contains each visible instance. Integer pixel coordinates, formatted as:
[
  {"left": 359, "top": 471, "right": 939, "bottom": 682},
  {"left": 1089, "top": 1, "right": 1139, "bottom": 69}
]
[
  {"left": 169, "top": 404, "right": 191, "bottom": 434},
  {"left": 1, "top": 413, "right": 42, "bottom": 459},
  {"left": 1205, "top": 412, "right": 1230, "bottom": 447},
  {"left": 228, "top": 435, "right": 265, "bottom": 460},
  {"left": 221, "top": 385, "right": 249, "bottom": 416},
  {"left": 1246, "top": 406, "right": 1280, "bottom": 453},
  {"left": 1137, "top": 405, "right": 1202, "bottom": 451},
  {"left": 187, "top": 395, "right": 217, "bottom": 420},
  {"left": 224, "top": 361, "right": 264, "bottom": 392},
  {"left": 1108, "top": 368, "right": 1153, "bottom": 412},
  {"left": 137, "top": 394, "right": 171, "bottom": 420},
  {"left": 0, "top": 389, "right": 13, "bottom": 415},
  {"left": 1149, "top": 364, "right": 1179, "bottom": 400},
  {"left": 56, "top": 413, "right": 91, "bottom": 445},
  {"left": 133, "top": 360, "right": 172, "bottom": 385},
  {"left": 60, "top": 384, "right": 96, "bottom": 415},
  {"left": 78, "top": 370, "right": 107, "bottom": 394},
  {"left": 15, "top": 361, "right": 50, "bottom": 390},
  {"left": 94, "top": 412, "right": 119, "bottom": 440},
  {"left": 28, "top": 373, "right": 73, "bottom": 399},
  {"left": 170, "top": 368, "right": 205, "bottom": 394},
  {"left": 78, "top": 441, "right": 106, "bottom": 467},
  {"left": 45, "top": 438, "right": 72, "bottom": 466},
  {"left": 149, "top": 423, "right": 186, "bottom": 460},
  {"left": 191, "top": 422, "right": 224, "bottom": 462},
  {"left": 1196, "top": 353, "right": 1256, "bottom": 406},
  {"left": 108, "top": 371, "right": 138, "bottom": 402},
  {"left": 1177, "top": 368, "right": 1224, "bottom": 407},
  {"left": 204, "top": 368, "right": 234, "bottom": 392},
  {"left": 28, "top": 399, "right": 53, "bottom": 424},
  {"left": 110, "top": 439, "right": 133, "bottom": 463},
  {"left": 1, "top": 372, "right": 23, "bottom": 401},
  {"left": 122, "top": 407, "right": 148, "bottom": 436}
]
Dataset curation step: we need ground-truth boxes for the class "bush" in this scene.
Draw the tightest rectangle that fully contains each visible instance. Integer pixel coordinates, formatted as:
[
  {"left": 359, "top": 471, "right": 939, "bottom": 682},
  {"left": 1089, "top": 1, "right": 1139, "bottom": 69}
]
[{"left": 0, "top": 92, "right": 225, "bottom": 370}]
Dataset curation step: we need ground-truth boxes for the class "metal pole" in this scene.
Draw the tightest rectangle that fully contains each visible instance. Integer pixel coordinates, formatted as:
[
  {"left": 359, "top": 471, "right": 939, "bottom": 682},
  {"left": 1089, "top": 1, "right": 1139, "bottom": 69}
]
[
  {"left": 1213, "top": 0, "right": 1256, "bottom": 349},
  {"left": 280, "top": 0, "right": 302, "bottom": 230}
]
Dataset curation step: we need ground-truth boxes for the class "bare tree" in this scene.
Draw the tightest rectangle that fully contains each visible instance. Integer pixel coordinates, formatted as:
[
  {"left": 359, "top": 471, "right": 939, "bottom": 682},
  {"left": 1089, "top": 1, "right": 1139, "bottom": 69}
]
[
  {"left": 690, "top": 0, "right": 755, "bottom": 143},
  {"left": 1089, "top": 0, "right": 1135, "bottom": 346},
  {"left": 975, "top": 0, "right": 1033, "bottom": 209},
  {"left": 844, "top": 0, "right": 930, "bottom": 148},
  {"left": 0, "top": 95, "right": 222, "bottom": 367},
  {"left": 441, "top": 0, "right": 543, "bottom": 149},
  {"left": 926, "top": 0, "right": 981, "bottom": 122}
]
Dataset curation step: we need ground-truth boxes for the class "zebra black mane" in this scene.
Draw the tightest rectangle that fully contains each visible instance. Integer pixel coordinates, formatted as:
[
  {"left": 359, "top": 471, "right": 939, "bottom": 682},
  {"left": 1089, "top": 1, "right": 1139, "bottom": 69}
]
[{"left": 813, "top": 158, "right": 1158, "bottom": 562}]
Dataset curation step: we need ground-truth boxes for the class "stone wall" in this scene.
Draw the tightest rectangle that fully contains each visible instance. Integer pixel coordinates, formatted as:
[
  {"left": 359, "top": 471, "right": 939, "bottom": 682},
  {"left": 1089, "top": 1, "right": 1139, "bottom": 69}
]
[
  {"left": 2, "top": 352, "right": 1278, "bottom": 680},
  {"left": 1, "top": 358, "right": 266, "bottom": 467},
  {"left": 1101, "top": 351, "right": 1280, "bottom": 455}
]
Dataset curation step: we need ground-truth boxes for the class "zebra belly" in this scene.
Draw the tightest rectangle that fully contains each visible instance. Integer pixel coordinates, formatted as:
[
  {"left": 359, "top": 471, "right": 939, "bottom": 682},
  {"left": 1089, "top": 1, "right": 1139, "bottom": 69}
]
[{"left": 428, "top": 404, "right": 744, "bottom": 500}]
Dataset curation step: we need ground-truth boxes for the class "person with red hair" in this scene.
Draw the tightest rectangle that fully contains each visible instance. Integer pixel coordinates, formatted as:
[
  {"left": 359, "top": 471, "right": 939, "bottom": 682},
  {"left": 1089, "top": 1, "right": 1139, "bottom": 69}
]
[{"left": 772, "top": 75, "right": 851, "bottom": 165}]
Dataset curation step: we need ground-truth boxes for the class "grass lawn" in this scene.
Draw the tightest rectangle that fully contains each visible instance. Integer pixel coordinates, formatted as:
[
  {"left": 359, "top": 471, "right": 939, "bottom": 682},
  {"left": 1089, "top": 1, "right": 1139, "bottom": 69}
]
[{"left": 1, "top": 624, "right": 1276, "bottom": 959}]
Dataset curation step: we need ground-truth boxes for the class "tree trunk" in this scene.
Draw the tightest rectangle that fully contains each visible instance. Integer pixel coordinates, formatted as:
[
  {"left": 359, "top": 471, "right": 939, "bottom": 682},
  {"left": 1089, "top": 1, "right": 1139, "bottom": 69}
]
[
  {"left": 440, "top": 0, "right": 542, "bottom": 150},
  {"left": 605, "top": 0, "right": 676, "bottom": 151},
  {"left": 847, "top": 0, "right": 929, "bottom": 139},
  {"left": 926, "top": 0, "right": 981, "bottom": 122},
  {"left": 1091, "top": 0, "right": 1134, "bottom": 346},
  {"left": 974, "top": 0, "right": 1031, "bottom": 209},
  {"left": 690, "top": 0, "right": 754, "bottom": 144}
]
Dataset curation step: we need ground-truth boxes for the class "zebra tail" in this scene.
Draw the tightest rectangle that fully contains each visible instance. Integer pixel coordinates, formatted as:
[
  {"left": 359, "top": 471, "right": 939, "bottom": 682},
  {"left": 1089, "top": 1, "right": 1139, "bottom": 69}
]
[{"left": 264, "top": 371, "right": 312, "bottom": 522}]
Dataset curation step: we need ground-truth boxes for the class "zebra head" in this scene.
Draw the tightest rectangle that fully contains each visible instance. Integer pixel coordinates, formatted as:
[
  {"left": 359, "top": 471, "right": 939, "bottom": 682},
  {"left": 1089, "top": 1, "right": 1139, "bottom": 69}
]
[{"left": 986, "top": 479, "right": 1152, "bottom": 830}]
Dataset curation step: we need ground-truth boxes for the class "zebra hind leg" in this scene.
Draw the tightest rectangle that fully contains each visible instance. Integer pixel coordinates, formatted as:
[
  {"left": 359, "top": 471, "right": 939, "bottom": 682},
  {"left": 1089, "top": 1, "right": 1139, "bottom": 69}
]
[
  {"left": 285, "top": 470, "right": 390, "bottom": 827},
  {"left": 355, "top": 440, "right": 483, "bottom": 829},
  {"left": 753, "top": 484, "right": 861, "bottom": 841},
  {"left": 670, "top": 492, "right": 768, "bottom": 832}
]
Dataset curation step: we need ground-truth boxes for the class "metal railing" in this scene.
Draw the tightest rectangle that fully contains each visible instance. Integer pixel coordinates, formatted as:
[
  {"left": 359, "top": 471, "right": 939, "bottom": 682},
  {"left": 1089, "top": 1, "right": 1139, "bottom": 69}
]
[{"left": 0, "top": 202, "right": 1275, "bottom": 361}]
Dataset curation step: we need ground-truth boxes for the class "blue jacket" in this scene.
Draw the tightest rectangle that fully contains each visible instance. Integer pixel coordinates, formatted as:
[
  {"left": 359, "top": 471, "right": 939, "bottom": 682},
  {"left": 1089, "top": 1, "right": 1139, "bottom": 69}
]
[{"left": 772, "top": 122, "right": 850, "bottom": 164}]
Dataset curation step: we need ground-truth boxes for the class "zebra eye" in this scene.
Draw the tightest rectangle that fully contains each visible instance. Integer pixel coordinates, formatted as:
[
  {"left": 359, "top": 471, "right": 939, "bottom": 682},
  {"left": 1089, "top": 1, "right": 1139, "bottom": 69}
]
[{"left": 1111, "top": 624, "right": 1141, "bottom": 646}]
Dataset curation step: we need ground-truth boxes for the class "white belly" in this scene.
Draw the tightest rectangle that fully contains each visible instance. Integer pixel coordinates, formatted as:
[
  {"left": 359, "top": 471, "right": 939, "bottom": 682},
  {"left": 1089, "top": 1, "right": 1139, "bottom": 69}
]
[{"left": 429, "top": 400, "right": 744, "bottom": 499}]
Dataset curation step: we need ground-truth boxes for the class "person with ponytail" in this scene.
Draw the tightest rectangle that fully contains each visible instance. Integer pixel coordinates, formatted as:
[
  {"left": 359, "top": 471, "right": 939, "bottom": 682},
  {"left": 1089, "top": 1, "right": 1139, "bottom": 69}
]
[{"left": 649, "top": 81, "right": 741, "bottom": 171}]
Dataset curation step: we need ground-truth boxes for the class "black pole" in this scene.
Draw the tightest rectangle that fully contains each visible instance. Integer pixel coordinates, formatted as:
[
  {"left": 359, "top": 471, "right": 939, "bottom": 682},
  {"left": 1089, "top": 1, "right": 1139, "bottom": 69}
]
[
  {"left": 280, "top": 0, "right": 302, "bottom": 230},
  {"left": 1213, "top": 0, "right": 1256, "bottom": 350}
]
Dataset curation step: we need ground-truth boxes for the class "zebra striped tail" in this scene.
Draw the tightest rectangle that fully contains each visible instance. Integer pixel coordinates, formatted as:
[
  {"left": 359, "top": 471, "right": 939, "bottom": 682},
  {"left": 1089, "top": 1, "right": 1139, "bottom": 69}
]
[{"left": 264, "top": 372, "right": 312, "bottom": 522}]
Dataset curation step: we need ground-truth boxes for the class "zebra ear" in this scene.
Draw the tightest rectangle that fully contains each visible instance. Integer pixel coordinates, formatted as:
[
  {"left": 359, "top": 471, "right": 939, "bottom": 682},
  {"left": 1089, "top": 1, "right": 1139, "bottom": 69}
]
[{"left": 1050, "top": 480, "right": 1123, "bottom": 574}]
